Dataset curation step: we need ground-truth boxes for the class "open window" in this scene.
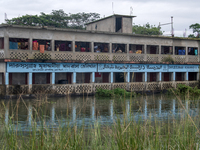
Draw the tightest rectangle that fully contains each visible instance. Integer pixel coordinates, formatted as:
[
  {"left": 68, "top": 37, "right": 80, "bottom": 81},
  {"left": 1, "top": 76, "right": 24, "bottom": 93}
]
[
  {"left": 112, "top": 43, "right": 126, "bottom": 53},
  {"left": 162, "top": 72, "right": 172, "bottom": 81},
  {"left": 0, "top": 38, "right": 4, "bottom": 49},
  {"left": 161, "top": 46, "right": 173, "bottom": 54},
  {"left": 55, "top": 40, "right": 72, "bottom": 51},
  {"left": 175, "top": 72, "right": 185, "bottom": 81},
  {"left": 9, "top": 38, "right": 29, "bottom": 50},
  {"left": 32, "top": 39, "right": 51, "bottom": 52},
  {"left": 116, "top": 17, "right": 122, "bottom": 32},
  {"left": 188, "top": 72, "right": 197, "bottom": 81},
  {"left": 147, "top": 72, "right": 159, "bottom": 82},
  {"left": 147, "top": 45, "right": 159, "bottom": 54},
  {"left": 95, "top": 72, "right": 109, "bottom": 83},
  {"left": 129, "top": 44, "right": 144, "bottom": 54},
  {"left": 75, "top": 42, "right": 91, "bottom": 52},
  {"left": 175, "top": 46, "right": 186, "bottom": 55},
  {"left": 0, "top": 73, "right": 3, "bottom": 84},
  {"left": 32, "top": 73, "right": 50, "bottom": 84},
  {"left": 188, "top": 47, "right": 198, "bottom": 55},
  {"left": 55, "top": 73, "right": 72, "bottom": 84},
  {"left": 94, "top": 43, "right": 109, "bottom": 53},
  {"left": 76, "top": 73, "right": 91, "bottom": 83},
  {"left": 130, "top": 72, "right": 144, "bottom": 82},
  {"left": 114, "top": 72, "right": 125, "bottom": 83},
  {"left": 9, "top": 73, "right": 28, "bottom": 85}
]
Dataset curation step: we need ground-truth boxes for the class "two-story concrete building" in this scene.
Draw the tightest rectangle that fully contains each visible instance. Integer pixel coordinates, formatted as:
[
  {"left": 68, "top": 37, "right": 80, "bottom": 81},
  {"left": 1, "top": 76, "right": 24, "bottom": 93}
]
[{"left": 0, "top": 14, "right": 199, "bottom": 96}]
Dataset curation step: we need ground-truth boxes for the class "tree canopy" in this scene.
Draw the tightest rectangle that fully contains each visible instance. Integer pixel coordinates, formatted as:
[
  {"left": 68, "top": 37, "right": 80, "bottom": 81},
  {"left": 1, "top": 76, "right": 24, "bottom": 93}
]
[
  {"left": 188, "top": 23, "right": 200, "bottom": 38},
  {"left": 132, "top": 23, "right": 163, "bottom": 35},
  {"left": 5, "top": 10, "right": 100, "bottom": 29}
]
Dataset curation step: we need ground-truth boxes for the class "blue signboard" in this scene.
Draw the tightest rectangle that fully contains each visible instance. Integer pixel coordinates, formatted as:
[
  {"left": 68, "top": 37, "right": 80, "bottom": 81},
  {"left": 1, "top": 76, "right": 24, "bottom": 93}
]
[
  {"left": 7, "top": 62, "right": 97, "bottom": 73},
  {"left": 98, "top": 64, "right": 199, "bottom": 72},
  {"left": 6, "top": 62, "right": 199, "bottom": 73}
]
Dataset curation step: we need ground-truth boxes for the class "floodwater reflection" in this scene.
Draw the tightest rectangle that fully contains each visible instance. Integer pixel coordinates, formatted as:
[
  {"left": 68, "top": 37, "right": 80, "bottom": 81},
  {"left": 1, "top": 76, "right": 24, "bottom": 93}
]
[{"left": 0, "top": 94, "right": 200, "bottom": 130}]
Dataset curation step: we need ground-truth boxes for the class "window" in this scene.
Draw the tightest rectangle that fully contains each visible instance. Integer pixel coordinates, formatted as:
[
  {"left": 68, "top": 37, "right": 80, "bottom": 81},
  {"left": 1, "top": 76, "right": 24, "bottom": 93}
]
[{"left": 9, "top": 38, "right": 29, "bottom": 50}]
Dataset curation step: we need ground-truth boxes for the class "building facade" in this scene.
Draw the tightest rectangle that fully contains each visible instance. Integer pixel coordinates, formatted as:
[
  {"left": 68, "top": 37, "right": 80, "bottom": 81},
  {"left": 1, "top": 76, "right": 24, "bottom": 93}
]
[{"left": 0, "top": 15, "right": 200, "bottom": 96}]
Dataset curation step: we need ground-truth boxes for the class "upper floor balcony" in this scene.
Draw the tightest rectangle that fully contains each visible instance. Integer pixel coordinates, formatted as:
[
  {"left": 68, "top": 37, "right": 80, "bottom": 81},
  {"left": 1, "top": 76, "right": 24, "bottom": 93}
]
[{"left": 0, "top": 33, "right": 199, "bottom": 64}]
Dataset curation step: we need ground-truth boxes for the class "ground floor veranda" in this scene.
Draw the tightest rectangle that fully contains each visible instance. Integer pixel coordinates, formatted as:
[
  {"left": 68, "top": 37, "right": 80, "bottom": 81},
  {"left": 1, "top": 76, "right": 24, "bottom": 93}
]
[{"left": 0, "top": 62, "right": 198, "bottom": 96}]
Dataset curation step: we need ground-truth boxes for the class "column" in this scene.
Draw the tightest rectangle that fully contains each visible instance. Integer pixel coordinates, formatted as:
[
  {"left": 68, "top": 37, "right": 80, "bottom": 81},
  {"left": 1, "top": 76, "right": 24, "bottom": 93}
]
[
  {"left": 91, "top": 42, "right": 94, "bottom": 53},
  {"left": 92, "top": 72, "right": 95, "bottom": 83},
  {"left": 28, "top": 72, "right": 32, "bottom": 93},
  {"left": 110, "top": 72, "right": 113, "bottom": 83},
  {"left": 145, "top": 72, "right": 147, "bottom": 82},
  {"left": 51, "top": 39, "right": 54, "bottom": 51},
  {"left": 159, "top": 72, "right": 162, "bottom": 81},
  {"left": 73, "top": 72, "right": 76, "bottom": 83},
  {"left": 109, "top": 43, "right": 112, "bottom": 53},
  {"left": 127, "top": 72, "right": 130, "bottom": 82},
  {"left": 72, "top": 41, "right": 75, "bottom": 53},
  {"left": 51, "top": 72, "right": 55, "bottom": 84},
  {"left": 173, "top": 72, "right": 176, "bottom": 81},
  {"left": 126, "top": 43, "right": 129, "bottom": 53},
  {"left": 29, "top": 72, "right": 32, "bottom": 85},
  {"left": 29, "top": 37, "right": 33, "bottom": 52},
  {"left": 5, "top": 72, "right": 9, "bottom": 85},
  {"left": 185, "top": 72, "right": 188, "bottom": 81}
]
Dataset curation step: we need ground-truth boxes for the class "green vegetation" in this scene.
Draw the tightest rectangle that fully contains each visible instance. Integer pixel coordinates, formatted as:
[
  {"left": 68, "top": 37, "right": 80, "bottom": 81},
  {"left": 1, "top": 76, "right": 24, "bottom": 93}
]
[
  {"left": 162, "top": 55, "right": 175, "bottom": 64},
  {"left": 1, "top": 97, "right": 200, "bottom": 149},
  {"left": 132, "top": 23, "right": 163, "bottom": 35},
  {"left": 188, "top": 23, "right": 200, "bottom": 38},
  {"left": 5, "top": 10, "right": 100, "bottom": 30},
  {"left": 95, "top": 88, "right": 134, "bottom": 98},
  {"left": 169, "top": 84, "right": 200, "bottom": 97}
]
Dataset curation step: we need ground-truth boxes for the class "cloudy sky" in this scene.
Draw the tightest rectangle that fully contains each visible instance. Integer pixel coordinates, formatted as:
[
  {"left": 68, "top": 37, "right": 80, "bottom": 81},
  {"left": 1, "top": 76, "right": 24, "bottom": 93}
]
[{"left": 0, "top": 0, "right": 199, "bottom": 37}]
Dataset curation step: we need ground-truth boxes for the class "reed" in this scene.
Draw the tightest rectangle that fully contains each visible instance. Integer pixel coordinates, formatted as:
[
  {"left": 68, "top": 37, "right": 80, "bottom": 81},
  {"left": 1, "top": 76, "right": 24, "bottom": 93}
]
[{"left": 0, "top": 95, "right": 200, "bottom": 149}]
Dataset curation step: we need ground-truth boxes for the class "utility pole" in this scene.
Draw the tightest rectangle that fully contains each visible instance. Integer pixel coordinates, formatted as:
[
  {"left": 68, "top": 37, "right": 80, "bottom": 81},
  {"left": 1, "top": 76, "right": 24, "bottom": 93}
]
[{"left": 159, "top": 16, "right": 174, "bottom": 37}]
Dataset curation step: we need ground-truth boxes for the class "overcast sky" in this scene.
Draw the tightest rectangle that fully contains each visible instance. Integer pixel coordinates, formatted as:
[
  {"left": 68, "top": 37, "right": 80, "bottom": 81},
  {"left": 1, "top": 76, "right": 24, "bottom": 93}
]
[{"left": 0, "top": 0, "right": 199, "bottom": 37}]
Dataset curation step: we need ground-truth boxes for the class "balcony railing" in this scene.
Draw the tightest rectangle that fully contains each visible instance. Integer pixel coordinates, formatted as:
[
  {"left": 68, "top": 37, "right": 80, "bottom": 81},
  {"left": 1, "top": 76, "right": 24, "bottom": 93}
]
[{"left": 1, "top": 49, "right": 199, "bottom": 63}]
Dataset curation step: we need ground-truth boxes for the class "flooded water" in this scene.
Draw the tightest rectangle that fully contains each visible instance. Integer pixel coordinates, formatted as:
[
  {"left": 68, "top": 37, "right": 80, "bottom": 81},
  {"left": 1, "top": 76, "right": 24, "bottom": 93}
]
[{"left": 0, "top": 94, "right": 199, "bottom": 130}]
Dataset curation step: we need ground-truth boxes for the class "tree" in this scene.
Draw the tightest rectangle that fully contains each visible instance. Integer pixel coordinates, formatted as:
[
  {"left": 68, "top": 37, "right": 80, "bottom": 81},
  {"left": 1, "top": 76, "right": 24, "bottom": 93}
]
[
  {"left": 189, "top": 23, "right": 200, "bottom": 38},
  {"left": 132, "top": 23, "right": 163, "bottom": 35},
  {"left": 5, "top": 10, "right": 100, "bottom": 29}
]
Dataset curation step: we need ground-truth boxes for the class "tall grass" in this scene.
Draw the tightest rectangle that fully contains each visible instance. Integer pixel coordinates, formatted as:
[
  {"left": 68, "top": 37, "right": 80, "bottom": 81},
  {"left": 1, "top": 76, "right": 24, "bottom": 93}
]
[{"left": 0, "top": 94, "right": 200, "bottom": 149}]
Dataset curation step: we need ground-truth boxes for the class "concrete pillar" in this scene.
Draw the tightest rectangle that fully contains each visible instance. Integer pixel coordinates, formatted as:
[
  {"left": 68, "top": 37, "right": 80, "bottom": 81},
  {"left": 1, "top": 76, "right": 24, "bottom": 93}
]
[
  {"left": 111, "top": 72, "right": 113, "bottom": 83},
  {"left": 72, "top": 41, "right": 75, "bottom": 53},
  {"left": 127, "top": 72, "right": 130, "bottom": 82},
  {"left": 51, "top": 39, "right": 55, "bottom": 51},
  {"left": 109, "top": 43, "right": 112, "bottom": 53},
  {"left": 159, "top": 72, "right": 162, "bottom": 81},
  {"left": 29, "top": 37, "right": 33, "bottom": 52},
  {"left": 91, "top": 42, "right": 94, "bottom": 53},
  {"left": 173, "top": 72, "right": 176, "bottom": 81},
  {"left": 73, "top": 72, "right": 76, "bottom": 83},
  {"left": 5, "top": 72, "right": 9, "bottom": 85},
  {"left": 52, "top": 72, "right": 55, "bottom": 84},
  {"left": 185, "top": 72, "right": 188, "bottom": 81},
  {"left": 4, "top": 35, "right": 9, "bottom": 58},
  {"left": 145, "top": 72, "right": 147, "bottom": 82},
  {"left": 29, "top": 72, "right": 32, "bottom": 85},
  {"left": 92, "top": 72, "right": 95, "bottom": 83},
  {"left": 126, "top": 43, "right": 129, "bottom": 53}
]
